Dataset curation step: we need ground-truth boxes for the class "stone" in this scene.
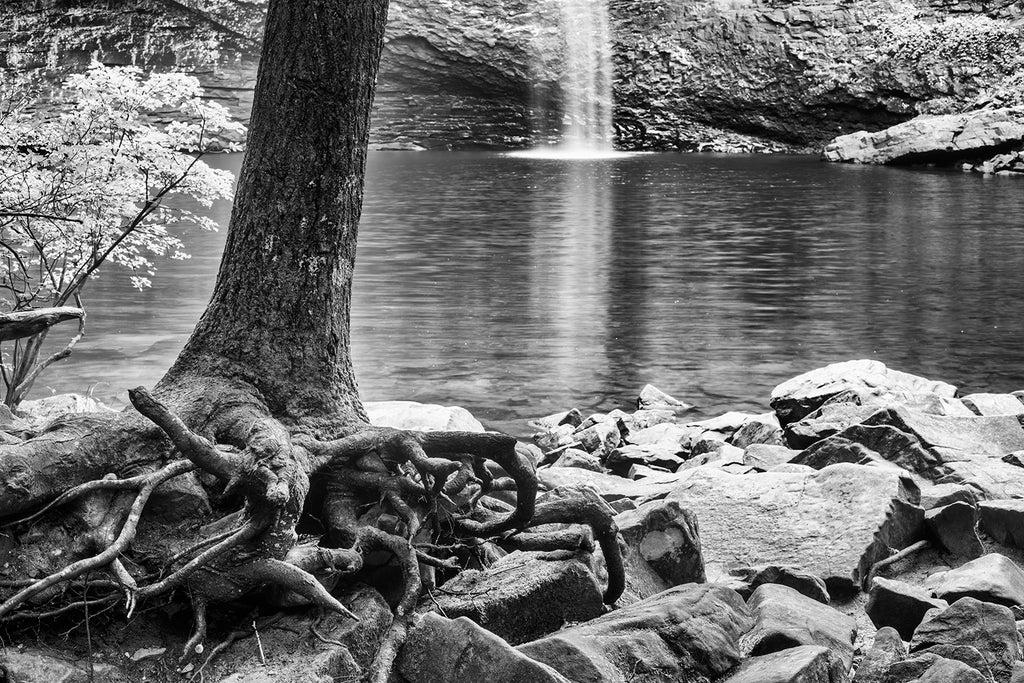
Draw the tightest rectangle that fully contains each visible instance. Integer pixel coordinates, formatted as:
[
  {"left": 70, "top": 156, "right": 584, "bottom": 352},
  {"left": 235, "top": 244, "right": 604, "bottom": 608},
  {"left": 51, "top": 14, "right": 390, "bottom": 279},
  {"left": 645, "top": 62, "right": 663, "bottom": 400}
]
[
  {"left": 624, "top": 422, "right": 693, "bottom": 451},
  {"left": 688, "top": 411, "right": 756, "bottom": 436},
  {"left": 129, "top": 647, "right": 166, "bottom": 662},
  {"left": 365, "top": 400, "right": 484, "bottom": 432},
  {"left": 605, "top": 444, "right": 685, "bottom": 474},
  {"left": 535, "top": 424, "right": 577, "bottom": 452},
  {"left": 538, "top": 467, "right": 682, "bottom": 504},
  {"left": 924, "top": 502, "right": 984, "bottom": 559},
  {"left": 552, "top": 448, "right": 603, "bottom": 472},
  {"left": 724, "top": 645, "right": 845, "bottom": 683},
  {"left": 884, "top": 654, "right": 988, "bottom": 683},
  {"left": 637, "top": 383, "right": 692, "bottom": 413},
  {"left": 726, "top": 565, "right": 830, "bottom": 603},
  {"left": 629, "top": 409, "right": 675, "bottom": 430},
  {"left": 627, "top": 463, "right": 673, "bottom": 480},
  {"left": 824, "top": 107, "right": 1024, "bottom": 167},
  {"left": 0, "top": 651, "right": 93, "bottom": 683},
  {"left": 866, "top": 577, "right": 948, "bottom": 640},
  {"left": 741, "top": 583, "right": 856, "bottom": 671},
  {"left": 961, "top": 393, "right": 1024, "bottom": 416},
  {"left": 929, "top": 553, "right": 1024, "bottom": 607},
  {"left": 852, "top": 627, "right": 906, "bottom": 683},
  {"left": 430, "top": 550, "right": 603, "bottom": 644},
  {"left": 574, "top": 421, "right": 621, "bottom": 456},
  {"left": 665, "top": 463, "right": 922, "bottom": 593},
  {"left": 1012, "top": 661, "right": 1024, "bottom": 683},
  {"left": 18, "top": 393, "right": 117, "bottom": 422},
  {"left": 529, "top": 408, "right": 583, "bottom": 431},
  {"left": 784, "top": 404, "right": 880, "bottom": 449},
  {"left": 910, "top": 597, "right": 1019, "bottom": 682},
  {"left": 678, "top": 442, "right": 745, "bottom": 471},
  {"left": 397, "top": 613, "right": 569, "bottom": 683},
  {"left": 615, "top": 498, "right": 705, "bottom": 586},
  {"left": 979, "top": 500, "right": 1024, "bottom": 548},
  {"left": 732, "top": 413, "right": 786, "bottom": 449},
  {"left": 943, "top": 458, "right": 1024, "bottom": 500},
  {"left": 919, "top": 483, "right": 977, "bottom": 510},
  {"left": 744, "top": 444, "right": 800, "bottom": 471},
  {"left": 797, "top": 407, "right": 1024, "bottom": 489},
  {"left": 518, "top": 584, "right": 752, "bottom": 683},
  {"left": 769, "top": 360, "right": 957, "bottom": 426}
]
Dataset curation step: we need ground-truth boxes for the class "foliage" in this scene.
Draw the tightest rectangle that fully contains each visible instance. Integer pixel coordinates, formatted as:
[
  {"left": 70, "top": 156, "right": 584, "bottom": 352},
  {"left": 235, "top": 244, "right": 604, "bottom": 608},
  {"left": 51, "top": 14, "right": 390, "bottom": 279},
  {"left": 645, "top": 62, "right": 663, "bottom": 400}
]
[{"left": 0, "top": 62, "right": 242, "bottom": 406}]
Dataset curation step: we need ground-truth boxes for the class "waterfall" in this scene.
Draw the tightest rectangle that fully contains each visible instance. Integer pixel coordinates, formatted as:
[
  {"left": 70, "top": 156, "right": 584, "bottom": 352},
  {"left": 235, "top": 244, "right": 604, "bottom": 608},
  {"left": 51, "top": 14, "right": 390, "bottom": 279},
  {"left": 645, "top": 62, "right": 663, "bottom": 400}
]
[
  {"left": 556, "top": 0, "right": 614, "bottom": 153},
  {"left": 516, "top": 0, "right": 616, "bottom": 157}
]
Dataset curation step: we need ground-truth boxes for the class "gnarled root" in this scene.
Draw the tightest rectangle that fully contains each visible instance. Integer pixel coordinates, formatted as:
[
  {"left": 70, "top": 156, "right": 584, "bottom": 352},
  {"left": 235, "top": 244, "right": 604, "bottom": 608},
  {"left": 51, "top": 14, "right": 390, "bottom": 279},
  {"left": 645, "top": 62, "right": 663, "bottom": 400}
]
[{"left": 0, "top": 384, "right": 624, "bottom": 683}]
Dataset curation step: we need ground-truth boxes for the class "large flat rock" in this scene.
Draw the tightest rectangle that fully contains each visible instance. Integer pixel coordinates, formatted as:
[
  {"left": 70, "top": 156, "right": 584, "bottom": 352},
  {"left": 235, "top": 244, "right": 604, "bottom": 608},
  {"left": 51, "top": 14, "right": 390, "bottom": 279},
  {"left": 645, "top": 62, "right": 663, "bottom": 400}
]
[
  {"left": 666, "top": 463, "right": 923, "bottom": 593},
  {"left": 517, "top": 584, "right": 752, "bottom": 683},
  {"left": 769, "top": 360, "right": 957, "bottom": 425},
  {"left": 823, "top": 107, "right": 1024, "bottom": 165}
]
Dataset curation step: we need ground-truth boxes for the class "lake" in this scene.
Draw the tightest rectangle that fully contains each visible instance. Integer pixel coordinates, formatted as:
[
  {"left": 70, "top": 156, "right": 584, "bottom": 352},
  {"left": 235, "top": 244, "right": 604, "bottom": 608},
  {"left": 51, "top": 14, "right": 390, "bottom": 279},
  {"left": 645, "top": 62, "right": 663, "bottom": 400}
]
[{"left": 35, "top": 152, "right": 1024, "bottom": 435}]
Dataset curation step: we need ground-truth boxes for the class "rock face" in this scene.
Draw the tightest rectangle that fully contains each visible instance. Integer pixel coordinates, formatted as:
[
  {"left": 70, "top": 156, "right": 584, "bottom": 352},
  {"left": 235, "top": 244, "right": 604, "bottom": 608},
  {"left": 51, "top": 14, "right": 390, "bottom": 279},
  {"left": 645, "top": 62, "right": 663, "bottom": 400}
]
[
  {"left": 517, "top": 583, "right": 753, "bottom": 683},
  {"left": 823, "top": 107, "right": 1024, "bottom": 167},
  {"left": 667, "top": 463, "right": 922, "bottom": 593},
  {"left": 4, "top": 0, "right": 1023, "bottom": 150}
]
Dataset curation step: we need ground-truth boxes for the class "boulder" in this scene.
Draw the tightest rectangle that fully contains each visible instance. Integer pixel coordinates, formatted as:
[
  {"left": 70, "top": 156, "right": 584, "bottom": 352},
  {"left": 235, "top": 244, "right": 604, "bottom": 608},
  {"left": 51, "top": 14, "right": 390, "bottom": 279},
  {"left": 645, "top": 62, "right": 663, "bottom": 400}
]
[
  {"left": 665, "top": 463, "right": 922, "bottom": 593},
  {"left": 398, "top": 613, "right": 569, "bottom": 683},
  {"left": 796, "top": 407, "right": 1024, "bottom": 490},
  {"left": 573, "top": 421, "right": 622, "bottom": 456},
  {"left": 979, "top": 500, "right": 1024, "bottom": 548},
  {"left": 552, "top": 448, "right": 604, "bottom": 472},
  {"left": 726, "top": 565, "right": 830, "bottom": 604},
  {"left": 0, "top": 651, "right": 96, "bottom": 683},
  {"left": 929, "top": 553, "right": 1024, "bottom": 607},
  {"left": 538, "top": 467, "right": 682, "bottom": 504},
  {"left": 852, "top": 627, "right": 906, "bottom": 683},
  {"left": 430, "top": 550, "right": 603, "bottom": 644},
  {"left": 365, "top": 400, "right": 484, "bottom": 432},
  {"left": 628, "top": 409, "right": 676, "bottom": 430},
  {"left": 883, "top": 654, "right": 988, "bottom": 683},
  {"left": 731, "top": 413, "right": 786, "bottom": 449},
  {"left": 823, "top": 107, "right": 1024, "bottom": 166},
  {"left": 518, "top": 584, "right": 752, "bottom": 683},
  {"left": 743, "top": 444, "right": 800, "bottom": 471},
  {"left": 866, "top": 577, "right": 948, "bottom": 640},
  {"left": 769, "top": 360, "right": 957, "bottom": 426},
  {"left": 740, "top": 583, "right": 856, "bottom": 671},
  {"left": 637, "top": 384, "right": 692, "bottom": 413},
  {"left": 910, "top": 597, "right": 1019, "bottom": 682},
  {"left": 961, "top": 393, "right": 1024, "bottom": 417},
  {"left": 919, "top": 483, "right": 977, "bottom": 510},
  {"left": 529, "top": 408, "right": 584, "bottom": 432},
  {"left": 724, "top": 645, "right": 845, "bottom": 683},
  {"left": 605, "top": 444, "right": 685, "bottom": 474},
  {"left": 677, "top": 442, "right": 745, "bottom": 471},
  {"left": 615, "top": 498, "right": 705, "bottom": 587},
  {"left": 624, "top": 422, "right": 693, "bottom": 452},
  {"left": 784, "top": 404, "right": 881, "bottom": 449},
  {"left": 19, "top": 393, "right": 117, "bottom": 422},
  {"left": 924, "top": 502, "right": 984, "bottom": 559},
  {"left": 147, "top": 470, "right": 211, "bottom": 522}
]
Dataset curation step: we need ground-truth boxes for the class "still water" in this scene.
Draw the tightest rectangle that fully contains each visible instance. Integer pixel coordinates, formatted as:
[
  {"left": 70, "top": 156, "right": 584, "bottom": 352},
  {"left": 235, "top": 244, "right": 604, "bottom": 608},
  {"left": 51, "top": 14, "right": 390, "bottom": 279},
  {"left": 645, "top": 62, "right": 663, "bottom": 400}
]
[{"left": 37, "top": 152, "right": 1024, "bottom": 434}]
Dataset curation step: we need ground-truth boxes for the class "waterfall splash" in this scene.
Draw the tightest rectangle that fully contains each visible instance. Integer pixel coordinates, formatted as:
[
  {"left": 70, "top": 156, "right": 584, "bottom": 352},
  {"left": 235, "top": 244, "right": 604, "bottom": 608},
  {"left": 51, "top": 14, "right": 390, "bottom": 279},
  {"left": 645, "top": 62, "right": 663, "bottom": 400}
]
[{"left": 510, "top": 0, "right": 620, "bottom": 159}]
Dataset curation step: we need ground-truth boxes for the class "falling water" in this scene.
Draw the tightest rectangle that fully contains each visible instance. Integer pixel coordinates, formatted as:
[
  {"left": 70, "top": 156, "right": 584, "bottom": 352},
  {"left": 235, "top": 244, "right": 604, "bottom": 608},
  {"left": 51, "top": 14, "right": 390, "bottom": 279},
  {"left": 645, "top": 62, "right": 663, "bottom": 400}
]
[
  {"left": 557, "top": 0, "right": 614, "bottom": 153},
  {"left": 514, "top": 0, "right": 616, "bottom": 157}
]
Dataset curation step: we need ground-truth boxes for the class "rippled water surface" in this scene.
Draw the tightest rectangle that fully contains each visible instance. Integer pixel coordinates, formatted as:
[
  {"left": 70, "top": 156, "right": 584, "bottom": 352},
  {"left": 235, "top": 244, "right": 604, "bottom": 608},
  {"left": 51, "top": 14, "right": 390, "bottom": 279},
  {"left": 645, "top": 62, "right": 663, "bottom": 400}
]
[{"left": 38, "top": 152, "right": 1024, "bottom": 434}]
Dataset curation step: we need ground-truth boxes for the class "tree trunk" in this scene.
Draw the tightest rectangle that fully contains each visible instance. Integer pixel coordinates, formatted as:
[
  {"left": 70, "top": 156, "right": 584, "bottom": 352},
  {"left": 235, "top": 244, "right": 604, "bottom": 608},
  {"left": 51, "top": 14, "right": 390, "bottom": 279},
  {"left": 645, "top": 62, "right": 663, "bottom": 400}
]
[{"left": 164, "top": 0, "right": 390, "bottom": 434}]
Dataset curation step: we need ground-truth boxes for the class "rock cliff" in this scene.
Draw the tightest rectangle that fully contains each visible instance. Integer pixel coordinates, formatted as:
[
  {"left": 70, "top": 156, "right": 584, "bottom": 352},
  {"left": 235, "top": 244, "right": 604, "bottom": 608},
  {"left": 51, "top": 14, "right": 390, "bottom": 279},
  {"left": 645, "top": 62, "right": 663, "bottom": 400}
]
[{"left": 2, "top": 0, "right": 1022, "bottom": 150}]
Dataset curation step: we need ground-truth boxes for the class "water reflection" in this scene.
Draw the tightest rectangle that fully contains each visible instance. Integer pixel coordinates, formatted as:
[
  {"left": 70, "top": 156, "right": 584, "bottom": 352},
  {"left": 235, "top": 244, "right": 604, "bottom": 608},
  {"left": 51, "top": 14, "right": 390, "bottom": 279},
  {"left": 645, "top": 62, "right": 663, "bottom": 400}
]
[{"left": 33, "top": 152, "right": 1024, "bottom": 436}]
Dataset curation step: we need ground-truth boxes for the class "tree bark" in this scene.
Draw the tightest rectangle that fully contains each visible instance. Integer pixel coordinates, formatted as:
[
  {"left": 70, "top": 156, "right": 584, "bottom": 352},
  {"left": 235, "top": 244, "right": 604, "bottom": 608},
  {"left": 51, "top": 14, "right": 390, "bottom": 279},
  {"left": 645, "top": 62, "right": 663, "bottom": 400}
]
[{"left": 163, "top": 0, "right": 390, "bottom": 435}]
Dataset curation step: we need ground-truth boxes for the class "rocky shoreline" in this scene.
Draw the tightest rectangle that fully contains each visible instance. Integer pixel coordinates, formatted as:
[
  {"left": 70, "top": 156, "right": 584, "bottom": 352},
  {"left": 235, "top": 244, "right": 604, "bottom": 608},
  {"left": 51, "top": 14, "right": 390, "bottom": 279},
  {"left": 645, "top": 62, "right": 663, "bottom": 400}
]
[{"left": 5, "top": 358, "right": 1024, "bottom": 681}]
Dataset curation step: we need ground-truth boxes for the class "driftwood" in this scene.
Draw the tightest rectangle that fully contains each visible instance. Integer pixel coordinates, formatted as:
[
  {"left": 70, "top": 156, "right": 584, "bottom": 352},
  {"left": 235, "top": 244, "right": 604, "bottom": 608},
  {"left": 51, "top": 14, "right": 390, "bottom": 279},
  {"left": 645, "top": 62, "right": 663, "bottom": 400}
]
[{"left": 0, "top": 307, "right": 84, "bottom": 342}]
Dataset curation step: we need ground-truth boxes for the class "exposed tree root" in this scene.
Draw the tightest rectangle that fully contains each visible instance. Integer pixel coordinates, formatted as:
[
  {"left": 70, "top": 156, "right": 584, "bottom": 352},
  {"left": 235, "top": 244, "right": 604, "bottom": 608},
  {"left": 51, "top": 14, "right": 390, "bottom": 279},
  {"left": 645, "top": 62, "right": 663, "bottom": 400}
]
[{"left": 0, "top": 383, "right": 625, "bottom": 681}]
